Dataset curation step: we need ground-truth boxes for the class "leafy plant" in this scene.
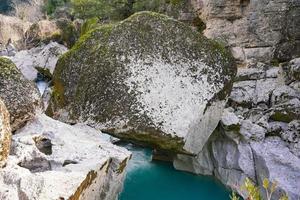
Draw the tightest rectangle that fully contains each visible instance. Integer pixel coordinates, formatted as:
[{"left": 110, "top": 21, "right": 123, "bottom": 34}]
[
  {"left": 230, "top": 178, "right": 289, "bottom": 200},
  {"left": 80, "top": 17, "right": 99, "bottom": 36}
]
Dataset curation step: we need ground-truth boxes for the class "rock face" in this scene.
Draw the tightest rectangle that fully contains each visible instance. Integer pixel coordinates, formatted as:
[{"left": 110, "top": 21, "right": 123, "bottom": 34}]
[
  {"left": 0, "top": 14, "right": 31, "bottom": 49},
  {"left": 0, "top": 57, "right": 41, "bottom": 131},
  {"left": 0, "top": 99, "right": 11, "bottom": 168},
  {"left": 48, "top": 11, "right": 236, "bottom": 155},
  {"left": 191, "top": 0, "right": 300, "bottom": 65},
  {"left": 3, "top": 0, "right": 44, "bottom": 23},
  {"left": 175, "top": 59, "right": 300, "bottom": 199},
  {"left": 251, "top": 137, "right": 300, "bottom": 200},
  {"left": 24, "top": 19, "right": 80, "bottom": 49},
  {"left": 0, "top": 114, "right": 131, "bottom": 200},
  {"left": 24, "top": 20, "right": 61, "bottom": 49},
  {"left": 10, "top": 42, "right": 68, "bottom": 81}
]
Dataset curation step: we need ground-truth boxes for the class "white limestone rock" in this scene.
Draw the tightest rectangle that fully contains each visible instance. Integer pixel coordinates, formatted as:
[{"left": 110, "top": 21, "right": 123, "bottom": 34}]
[
  {"left": 240, "top": 120, "right": 266, "bottom": 141},
  {"left": 271, "top": 85, "right": 299, "bottom": 106},
  {"left": 0, "top": 114, "right": 131, "bottom": 200},
  {"left": 251, "top": 137, "right": 300, "bottom": 200},
  {"left": 10, "top": 42, "right": 68, "bottom": 81},
  {"left": 229, "top": 80, "right": 256, "bottom": 106}
]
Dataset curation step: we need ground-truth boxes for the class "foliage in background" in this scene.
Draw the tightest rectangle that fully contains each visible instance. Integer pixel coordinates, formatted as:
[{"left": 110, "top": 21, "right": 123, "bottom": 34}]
[
  {"left": 230, "top": 178, "right": 289, "bottom": 200},
  {"left": 70, "top": 0, "right": 183, "bottom": 21},
  {"left": 70, "top": 0, "right": 124, "bottom": 20},
  {"left": 43, "top": 0, "right": 70, "bottom": 15}
]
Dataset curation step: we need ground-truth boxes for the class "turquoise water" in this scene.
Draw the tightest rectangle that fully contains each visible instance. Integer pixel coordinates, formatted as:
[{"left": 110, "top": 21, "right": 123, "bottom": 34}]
[
  {"left": 119, "top": 143, "right": 231, "bottom": 200},
  {"left": 0, "top": 1, "right": 12, "bottom": 13}
]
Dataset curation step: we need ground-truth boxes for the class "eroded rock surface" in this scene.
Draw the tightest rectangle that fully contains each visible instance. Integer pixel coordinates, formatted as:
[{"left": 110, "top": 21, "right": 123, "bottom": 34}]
[
  {"left": 0, "top": 114, "right": 131, "bottom": 200},
  {"left": 174, "top": 59, "right": 300, "bottom": 199},
  {"left": 10, "top": 42, "right": 68, "bottom": 81},
  {"left": 0, "top": 57, "right": 41, "bottom": 131},
  {"left": 0, "top": 14, "right": 31, "bottom": 49},
  {"left": 191, "top": 0, "right": 300, "bottom": 65},
  {"left": 0, "top": 99, "right": 11, "bottom": 168},
  {"left": 251, "top": 137, "right": 300, "bottom": 200},
  {"left": 48, "top": 11, "right": 236, "bottom": 155}
]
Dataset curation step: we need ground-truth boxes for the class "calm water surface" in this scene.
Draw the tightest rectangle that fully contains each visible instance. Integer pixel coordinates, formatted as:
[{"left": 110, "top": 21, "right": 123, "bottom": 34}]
[{"left": 119, "top": 143, "right": 231, "bottom": 200}]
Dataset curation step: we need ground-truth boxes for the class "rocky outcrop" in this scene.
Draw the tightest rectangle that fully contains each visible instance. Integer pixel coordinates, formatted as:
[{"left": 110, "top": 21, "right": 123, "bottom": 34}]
[
  {"left": 175, "top": 59, "right": 300, "bottom": 199},
  {"left": 9, "top": 0, "right": 44, "bottom": 23},
  {"left": 47, "top": 11, "right": 236, "bottom": 155},
  {"left": 0, "top": 57, "right": 41, "bottom": 131},
  {"left": 0, "top": 114, "right": 131, "bottom": 200},
  {"left": 191, "top": 0, "right": 300, "bottom": 66},
  {"left": 0, "top": 99, "right": 11, "bottom": 168},
  {"left": 24, "top": 20, "right": 61, "bottom": 48},
  {"left": 251, "top": 137, "right": 300, "bottom": 200},
  {"left": 24, "top": 19, "right": 80, "bottom": 49},
  {"left": 10, "top": 42, "right": 68, "bottom": 81},
  {"left": 0, "top": 14, "right": 31, "bottom": 49}
]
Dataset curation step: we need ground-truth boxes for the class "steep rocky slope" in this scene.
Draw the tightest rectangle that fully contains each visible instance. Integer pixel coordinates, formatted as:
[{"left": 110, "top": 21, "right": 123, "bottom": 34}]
[
  {"left": 191, "top": 0, "right": 300, "bottom": 66},
  {"left": 0, "top": 14, "right": 31, "bottom": 49},
  {"left": 175, "top": 58, "right": 300, "bottom": 199}
]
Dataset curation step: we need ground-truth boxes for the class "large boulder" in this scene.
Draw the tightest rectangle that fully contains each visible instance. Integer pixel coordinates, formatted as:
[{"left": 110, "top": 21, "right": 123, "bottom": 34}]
[
  {"left": 0, "top": 98, "right": 11, "bottom": 168},
  {"left": 0, "top": 114, "right": 131, "bottom": 200},
  {"left": 0, "top": 57, "right": 41, "bottom": 131},
  {"left": 48, "top": 11, "right": 236, "bottom": 155}
]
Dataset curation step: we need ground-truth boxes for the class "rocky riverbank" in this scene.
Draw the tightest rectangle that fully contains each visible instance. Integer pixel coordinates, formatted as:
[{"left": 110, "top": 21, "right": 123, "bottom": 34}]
[
  {"left": 0, "top": 114, "right": 131, "bottom": 200},
  {"left": 0, "top": 37, "right": 131, "bottom": 200},
  {"left": 0, "top": 0, "right": 299, "bottom": 199}
]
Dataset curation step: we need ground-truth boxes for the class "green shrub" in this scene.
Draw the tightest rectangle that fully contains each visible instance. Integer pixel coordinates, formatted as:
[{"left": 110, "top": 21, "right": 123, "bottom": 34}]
[
  {"left": 230, "top": 178, "right": 289, "bottom": 200},
  {"left": 43, "top": 0, "right": 69, "bottom": 15},
  {"left": 70, "top": 0, "right": 183, "bottom": 21},
  {"left": 80, "top": 17, "right": 99, "bottom": 36}
]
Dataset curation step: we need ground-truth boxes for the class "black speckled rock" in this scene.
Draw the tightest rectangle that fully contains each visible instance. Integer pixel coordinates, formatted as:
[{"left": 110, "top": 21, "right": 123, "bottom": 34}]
[
  {"left": 0, "top": 57, "right": 41, "bottom": 131},
  {"left": 48, "top": 11, "right": 236, "bottom": 154}
]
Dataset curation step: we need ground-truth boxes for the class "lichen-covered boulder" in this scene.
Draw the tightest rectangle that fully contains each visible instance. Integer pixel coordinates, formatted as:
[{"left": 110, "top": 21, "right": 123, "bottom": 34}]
[
  {"left": 0, "top": 98, "right": 11, "bottom": 168},
  {"left": 0, "top": 57, "right": 41, "bottom": 131},
  {"left": 48, "top": 11, "right": 236, "bottom": 154}
]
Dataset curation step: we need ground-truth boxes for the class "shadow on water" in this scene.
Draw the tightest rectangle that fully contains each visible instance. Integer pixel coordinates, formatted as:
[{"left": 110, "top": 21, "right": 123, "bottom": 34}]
[
  {"left": 0, "top": 0, "right": 13, "bottom": 13},
  {"left": 118, "top": 142, "right": 231, "bottom": 200}
]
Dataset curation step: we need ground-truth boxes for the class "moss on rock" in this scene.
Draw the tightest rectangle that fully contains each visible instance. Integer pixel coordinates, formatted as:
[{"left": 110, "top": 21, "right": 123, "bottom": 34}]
[
  {"left": 0, "top": 57, "right": 41, "bottom": 131},
  {"left": 49, "top": 11, "right": 236, "bottom": 153}
]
